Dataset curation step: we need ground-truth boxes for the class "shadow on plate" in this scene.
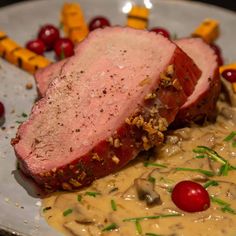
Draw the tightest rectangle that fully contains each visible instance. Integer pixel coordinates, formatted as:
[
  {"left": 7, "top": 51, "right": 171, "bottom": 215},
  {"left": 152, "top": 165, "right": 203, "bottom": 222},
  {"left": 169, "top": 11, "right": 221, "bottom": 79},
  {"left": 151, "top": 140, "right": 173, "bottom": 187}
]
[{"left": 12, "top": 162, "right": 47, "bottom": 198}]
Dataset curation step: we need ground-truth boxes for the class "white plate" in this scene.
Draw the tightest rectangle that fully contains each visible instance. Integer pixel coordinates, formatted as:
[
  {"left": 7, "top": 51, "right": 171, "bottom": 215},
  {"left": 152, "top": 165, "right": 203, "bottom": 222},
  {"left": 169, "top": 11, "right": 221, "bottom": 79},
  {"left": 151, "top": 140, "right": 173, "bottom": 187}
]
[{"left": 0, "top": 0, "right": 235, "bottom": 235}]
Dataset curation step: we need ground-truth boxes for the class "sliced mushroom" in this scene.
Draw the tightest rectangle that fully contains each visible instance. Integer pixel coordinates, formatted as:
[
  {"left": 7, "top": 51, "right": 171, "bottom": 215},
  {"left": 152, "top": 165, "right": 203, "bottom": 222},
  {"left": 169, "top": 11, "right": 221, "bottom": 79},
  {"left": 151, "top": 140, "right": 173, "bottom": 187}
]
[
  {"left": 221, "top": 79, "right": 236, "bottom": 107},
  {"left": 165, "top": 135, "right": 180, "bottom": 145},
  {"left": 199, "top": 132, "right": 216, "bottom": 148},
  {"left": 211, "top": 180, "right": 236, "bottom": 200},
  {"left": 173, "top": 127, "right": 192, "bottom": 140},
  {"left": 74, "top": 204, "right": 95, "bottom": 224},
  {"left": 219, "top": 106, "right": 236, "bottom": 124},
  {"left": 134, "top": 178, "right": 162, "bottom": 206},
  {"left": 64, "top": 221, "right": 91, "bottom": 236}
]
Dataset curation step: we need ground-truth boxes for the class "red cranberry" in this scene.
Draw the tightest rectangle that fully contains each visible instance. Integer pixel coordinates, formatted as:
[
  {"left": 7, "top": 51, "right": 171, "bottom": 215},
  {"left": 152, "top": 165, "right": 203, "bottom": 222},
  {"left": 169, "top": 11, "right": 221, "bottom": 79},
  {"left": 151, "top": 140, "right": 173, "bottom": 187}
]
[
  {"left": 26, "top": 39, "right": 45, "bottom": 55},
  {"left": 54, "top": 38, "right": 74, "bottom": 59},
  {"left": 0, "top": 102, "right": 5, "bottom": 118},
  {"left": 171, "top": 180, "right": 210, "bottom": 213},
  {"left": 210, "top": 43, "right": 224, "bottom": 66},
  {"left": 221, "top": 69, "right": 236, "bottom": 83},
  {"left": 38, "top": 24, "right": 60, "bottom": 50},
  {"left": 150, "top": 27, "right": 170, "bottom": 39},
  {"left": 89, "top": 16, "right": 110, "bottom": 31}
]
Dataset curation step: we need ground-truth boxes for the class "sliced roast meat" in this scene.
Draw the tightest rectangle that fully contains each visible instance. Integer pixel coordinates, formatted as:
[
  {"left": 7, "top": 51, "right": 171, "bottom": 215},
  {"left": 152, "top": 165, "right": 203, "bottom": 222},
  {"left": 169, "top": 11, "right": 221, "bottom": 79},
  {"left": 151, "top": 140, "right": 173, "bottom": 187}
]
[
  {"left": 35, "top": 59, "right": 66, "bottom": 97},
  {"left": 174, "top": 38, "right": 221, "bottom": 126},
  {"left": 12, "top": 27, "right": 201, "bottom": 191}
]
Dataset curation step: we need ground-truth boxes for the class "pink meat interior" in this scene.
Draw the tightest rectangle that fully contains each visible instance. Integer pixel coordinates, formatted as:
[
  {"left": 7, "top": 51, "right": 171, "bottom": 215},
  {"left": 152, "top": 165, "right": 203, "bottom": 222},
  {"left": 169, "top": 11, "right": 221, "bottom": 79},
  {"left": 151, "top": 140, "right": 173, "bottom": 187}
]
[
  {"left": 176, "top": 38, "right": 218, "bottom": 108},
  {"left": 15, "top": 27, "right": 176, "bottom": 173}
]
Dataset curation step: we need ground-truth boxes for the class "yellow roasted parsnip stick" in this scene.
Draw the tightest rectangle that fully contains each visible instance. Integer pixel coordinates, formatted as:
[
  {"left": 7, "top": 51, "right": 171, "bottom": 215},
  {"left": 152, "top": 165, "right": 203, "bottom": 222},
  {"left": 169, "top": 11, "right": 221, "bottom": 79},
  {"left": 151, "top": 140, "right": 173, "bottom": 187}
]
[
  {"left": 192, "top": 18, "right": 219, "bottom": 44},
  {"left": 61, "top": 3, "right": 88, "bottom": 44},
  {"left": 0, "top": 30, "right": 51, "bottom": 74},
  {"left": 127, "top": 5, "right": 149, "bottom": 30}
]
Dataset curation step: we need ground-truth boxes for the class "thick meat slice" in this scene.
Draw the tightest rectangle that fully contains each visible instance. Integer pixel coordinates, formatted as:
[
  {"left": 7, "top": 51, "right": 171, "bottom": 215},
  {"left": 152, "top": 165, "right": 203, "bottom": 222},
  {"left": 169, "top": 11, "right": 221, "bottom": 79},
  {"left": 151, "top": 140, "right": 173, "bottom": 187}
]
[
  {"left": 12, "top": 27, "right": 201, "bottom": 191},
  {"left": 174, "top": 38, "right": 221, "bottom": 126},
  {"left": 35, "top": 60, "right": 66, "bottom": 97}
]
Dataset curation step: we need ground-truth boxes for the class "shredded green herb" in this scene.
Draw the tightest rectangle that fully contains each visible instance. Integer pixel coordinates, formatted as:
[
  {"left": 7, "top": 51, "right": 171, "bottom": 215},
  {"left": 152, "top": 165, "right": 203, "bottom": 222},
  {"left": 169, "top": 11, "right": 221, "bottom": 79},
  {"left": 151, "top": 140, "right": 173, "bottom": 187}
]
[
  {"left": 111, "top": 199, "right": 117, "bottom": 211},
  {"left": 63, "top": 208, "right": 73, "bottom": 216},
  {"left": 210, "top": 196, "right": 230, "bottom": 206},
  {"left": 223, "top": 131, "right": 236, "bottom": 142},
  {"left": 145, "top": 233, "right": 162, "bottom": 236},
  {"left": 101, "top": 223, "right": 118, "bottom": 232},
  {"left": 123, "top": 213, "right": 181, "bottom": 222},
  {"left": 85, "top": 191, "right": 101, "bottom": 197},
  {"left": 232, "top": 141, "right": 236, "bottom": 148},
  {"left": 211, "top": 196, "right": 236, "bottom": 215},
  {"left": 148, "top": 176, "right": 156, "bottom": 184},
  {"left": 42, "top": 206, "right": 52, "bottom": 212},
  {"left": 203, "top": 180, "right": 219, "bottom": 188},
  {"left": 144, "top": 162, "right": 167, "bottom": 168},
  {"left": 193, "top": 146, "right": 227, "bottom": 165},
  {"left": 77, "top": 195, "right": 82, "bottom": 202},
  {"left": 16, "top": 121, "right": 23, "bottom": 124},
  {"left": 135, "top": 220, "right": 142, "bottom": 235},
  {"left": 221, "top": 205, "right": 236, "bottom": 215},
  {"left": 175, "top": 167, "right": 214, "bottom": 177},
  {"left": 219, "top": 162, "right": 230, "bottom": 176},
  {"left": 21, "top": 112, "right": 27, "bottom": 118}
]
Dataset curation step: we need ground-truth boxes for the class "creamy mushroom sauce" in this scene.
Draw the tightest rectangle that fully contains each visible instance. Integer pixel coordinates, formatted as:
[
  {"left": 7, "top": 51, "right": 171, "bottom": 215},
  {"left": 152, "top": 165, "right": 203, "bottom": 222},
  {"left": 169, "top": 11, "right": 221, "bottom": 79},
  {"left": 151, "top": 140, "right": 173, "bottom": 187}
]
[{"left": 42, "top": 103, "right": 236, "bottom": 236}]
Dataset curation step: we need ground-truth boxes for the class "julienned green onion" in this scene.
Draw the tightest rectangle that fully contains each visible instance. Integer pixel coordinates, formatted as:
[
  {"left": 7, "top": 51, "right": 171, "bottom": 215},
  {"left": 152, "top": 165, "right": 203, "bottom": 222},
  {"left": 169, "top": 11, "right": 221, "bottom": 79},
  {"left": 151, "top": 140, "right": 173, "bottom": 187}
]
[
  {"left": 77, "top": 195, "right": 82, "bottom": 202},
  {"left": 223, "top": 131, "right": 236, "bottom": 142},
  {"left": 203, "top": 180, "right": 219, "bottom": 188},
  {"left": 111, "top": 199, "right": 117, "bottom": 211},
  {"left": 85, "top": 191, "right": 101, "bottom": 197},
  {"left": 193, "top": 146, "right": 227, "bottom": 165},
  {"left": 210, "top": 196, "right": 230, "bottom": 206},
  {"left": 101, "top": 223, "right": 118, "bottom": 232},
  {"left": 175, "top": 167, "right": 214, "bottom": 177},
  {"left": 148, "top": 176, "right": 156, "bottom": 184},
  {"left": 145, "top": 233, "right": 162, "bottom": 236},
  {"left": 219, "top": 162, "right": 230, "bottom": 176},
  {"left": 221, "top": 205, "right": 236, "bottom": 215},
  {"left": 21, "top": 112, "right": 27, "bottom": 117},
  {"left": 135, "top": 220, "right": 142, "bottom": 235},
  {"left": 123, "top": 213, "right": 181, "bottom": 222},
  {"left": 144, "top": 162, "right": 167, "bottom": 168},
  {"left": 43, "top": 206, "right": 52, "bottom": 212},
  {"left": 63, "top": 208, "right": 73, "bottom": 216},
  {"left": 210, "top": 196, "right": 236, "bottom": 215}
]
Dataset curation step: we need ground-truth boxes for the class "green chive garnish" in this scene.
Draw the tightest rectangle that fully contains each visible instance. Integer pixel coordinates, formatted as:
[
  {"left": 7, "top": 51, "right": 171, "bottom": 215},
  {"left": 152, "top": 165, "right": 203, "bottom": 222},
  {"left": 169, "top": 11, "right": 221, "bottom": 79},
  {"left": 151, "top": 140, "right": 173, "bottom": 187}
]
[
  {"left": 111, "top": 199, "right": 117, "bottom": 211},
  {"left": 21, "top": 112, "right": 27, "bottom": 118},
  {"left": 211, "top": 196, "right": 236, "bottom": 215},
  {"left": 219, "top": 162, "right": 229, "bottom": 176},
  {"left": 203, "top": 180, "right": 219, "bottom": 188},
  {"left": 193, "top": 146, "right": 227, "bottom": 165},
  {"left": 145, "top": 233, "right": 162, "bottom": 236},
  {"left": 210, "top": 196, "right": 230, "bottom": 206},
  {"left": 148, "top": 176, "right": 156, "bottom": 184},
  {"left": 101, "top": 223, "right": 118, "bottom": 232},
  {"left": 63, "top": 208, "right": 73, "bottom": 216},
  {"left": 85, "top": 191, "right": 101, "bottom": 197},
  {"left": 123, "top": 213, "right": 181, "bottom": 222},
  {"left": 144, "top": 162, "right": 167, "bottom": 168},
  {"left": 221, "top": 205, "right": 236, "bottom": 215},
  {"left": 43, "top": 206, "right": 52, "bottom": 212},
  {"left": 223, "top": 131, "right": 236, "bottom": 142},
  {"left": 77, "top": 195, "right": 82, "bottom": 202},
  {"left": 135, "top": 220, "right": 142, "bottom": 235},
  {"left": 175, "top": 167, "right": 214, "bottom": 177}
]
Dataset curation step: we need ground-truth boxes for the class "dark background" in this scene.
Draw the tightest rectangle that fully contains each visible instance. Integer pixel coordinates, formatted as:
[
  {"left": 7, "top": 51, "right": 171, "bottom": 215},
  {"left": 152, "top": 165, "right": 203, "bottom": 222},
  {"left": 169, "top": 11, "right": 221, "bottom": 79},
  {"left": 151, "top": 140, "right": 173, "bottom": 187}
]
[{"left": 0, "top": 0, "right": 236, "bottom": 11}]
